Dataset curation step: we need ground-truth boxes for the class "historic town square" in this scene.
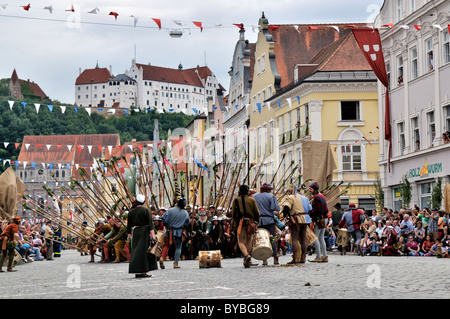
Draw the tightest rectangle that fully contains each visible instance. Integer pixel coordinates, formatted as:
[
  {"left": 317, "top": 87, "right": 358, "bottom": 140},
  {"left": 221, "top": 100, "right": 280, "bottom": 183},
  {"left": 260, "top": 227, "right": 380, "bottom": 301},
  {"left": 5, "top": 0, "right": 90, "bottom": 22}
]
[{"left": 1, "top": 0, "right": 450, "bottom": 306}]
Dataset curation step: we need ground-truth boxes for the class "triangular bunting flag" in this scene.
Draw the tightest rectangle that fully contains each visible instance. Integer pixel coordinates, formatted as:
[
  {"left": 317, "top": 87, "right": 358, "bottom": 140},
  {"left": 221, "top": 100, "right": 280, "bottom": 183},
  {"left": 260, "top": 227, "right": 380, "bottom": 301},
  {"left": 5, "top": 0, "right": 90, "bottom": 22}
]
[
  {"left": 67, "top": 145, "right": 73, "bottom": 152},
  {"left": 34, "top": 103, "right": 40, "bottom": 113},
  {"left": 87, "top": 145, "right": 92, "bottom": 154},
  {"left": 193, "top": 21, "right": 203, "bottom": 32},
  {"left": 152, "top": 18, "right": 161, "bottom": 29},
  {"left": 47, "top": 105, "right": 53, "bottom": 112},
  {"left": 60, "top": 106, "right": 66, "bottom": 113},
  {"left": 8, "top": 100, "right": 14, "bottom": 110}
]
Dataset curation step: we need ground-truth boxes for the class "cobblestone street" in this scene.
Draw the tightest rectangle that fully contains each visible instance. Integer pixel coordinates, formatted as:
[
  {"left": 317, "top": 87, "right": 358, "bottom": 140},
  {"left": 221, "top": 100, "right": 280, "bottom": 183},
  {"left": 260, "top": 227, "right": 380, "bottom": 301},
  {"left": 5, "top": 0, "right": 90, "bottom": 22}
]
[{"left": 2, "top": 248, "right": 450, "bottom": 301}]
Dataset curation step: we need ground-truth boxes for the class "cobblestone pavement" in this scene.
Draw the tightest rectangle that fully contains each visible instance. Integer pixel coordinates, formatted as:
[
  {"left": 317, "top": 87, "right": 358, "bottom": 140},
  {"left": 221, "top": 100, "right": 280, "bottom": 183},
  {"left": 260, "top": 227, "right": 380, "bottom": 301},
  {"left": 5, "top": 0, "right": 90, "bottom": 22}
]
[{"left": 1, "top": 248, "right": 450, "bottom": 300}]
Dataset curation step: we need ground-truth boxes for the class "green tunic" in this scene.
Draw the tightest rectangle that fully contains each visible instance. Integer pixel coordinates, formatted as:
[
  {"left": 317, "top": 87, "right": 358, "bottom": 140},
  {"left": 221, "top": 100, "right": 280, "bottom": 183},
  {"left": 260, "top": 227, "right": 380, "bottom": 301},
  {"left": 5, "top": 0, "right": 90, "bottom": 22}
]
[{"left": 127, "top": 206, "right": 155, "bottom": 274}]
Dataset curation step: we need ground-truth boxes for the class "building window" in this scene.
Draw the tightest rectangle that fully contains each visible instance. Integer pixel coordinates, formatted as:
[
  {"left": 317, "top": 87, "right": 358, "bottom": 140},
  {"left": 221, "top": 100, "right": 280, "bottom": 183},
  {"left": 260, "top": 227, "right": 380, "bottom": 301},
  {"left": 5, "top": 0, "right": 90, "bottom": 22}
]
[
  {"left": 445, "top": 105, "right": 450, "bottom": 132},
  {"left": 386, "top": 62, "right": 391, "bottom": 89},
  {"left": 397, "top": 55, "right": 404, "bottom": 85},
  {"left": 426, "top": 38, "right": 434, "bottom": 71},
  {"left": 396, "top": 0, "right": 403, "bottom": 22},
  {"left": 358, "top": 198, "right": 376, "bottom": 211},
  {"left": 444, "top": 30, "right": 450, "bottom": 64},
  {"left": 398, "top": 121, "right": 405, "bottom": 156},
  {"left": 410, "top": 47, "right": 418, "bottom": 79},
  {"left": 269, "top": 121, "right": 274, "bottom": 154},
  {"left": 420, "top": 183, "right": 432, "bottom": 209},
  {"left": 410, "top": 0, "right": 416, "bottom": 13},
  {"left": 427, "top": 111, "right": 435, "bottom": 146},
  {"left": 411, "top": 116, "right": 420, "bottom": 151},
  {"left": 340, "top": 101, "right": 361, "bottom": 121},
  {"left": 342, "top": 145, "right": 362, "bottom": 171}
]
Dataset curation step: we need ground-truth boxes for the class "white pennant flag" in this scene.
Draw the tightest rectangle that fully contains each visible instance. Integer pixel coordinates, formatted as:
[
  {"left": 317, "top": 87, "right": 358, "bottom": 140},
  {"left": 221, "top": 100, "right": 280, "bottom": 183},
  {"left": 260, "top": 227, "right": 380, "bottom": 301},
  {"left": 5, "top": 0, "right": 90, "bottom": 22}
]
[
  {"left": 128, "top": 145, "right": 133, "bottom": 151},
  {"left": 88, "top": 7, "right": 99, "bottom": 14},
  {"left": 43, "top": 6, "right": 53, "bottom": 13},
  {"left": 75, "top": 164, "right": 79, "bottom": 170},
  {"left": 108, "top": 145, "right": 112, "bottom": 155},
  {"left": 173, "top": 20, "right": 183, "bottom": 26},
  {"left": 331, "top": 26, "right": 340, "bottom": 33},
  {"left": 35, "top": 103, "right": 40, "bottom": 113},
  {"left": 433, "top": 24, "right": 443, "bottom": 31},
  {"left": 58, "top": 163, "right": 62, "bottom": 169},
  {"left": 67, "top": 145, "right": 73, "bottom": 152},
  {"left": 131, "top": 15, "right": 138, "bottom": 27},
  {"left": 267, "top": 101, "right": 271, "bottom": 110},
  {"left": 3, "top": 142, "right": 9, "bottom": 148},
  {"left": 46, "top": 144, "right": 51, "bottom": 150},
  {"left": 8, "top": 100, "right": 14, "bottom": 110},
  {"left": 60, "top": 106, "right": 66, "bottom": 113},
  {"left": 286, "top": 98, "right": 292, "bottom": 109},
  {"left": 25, "top": 143, "right": 30, "bottom": 150},
  {"left": 87, "top": 145, "right": 92, "bottom": 154},
  {"left": 3, "top": 159, "right": 10, "bottom": 166},
  {"left": 109, "top": 109, "right": 116, "bottom": 114},
  {"left": 86, "top": 108, "right": 91, "bottom": 116},
  {"left": 23, "top": 161, "right": 27, "bottom": 169},
  {"left": 294, "top": 25, "right": 300, "bottom": 33}
]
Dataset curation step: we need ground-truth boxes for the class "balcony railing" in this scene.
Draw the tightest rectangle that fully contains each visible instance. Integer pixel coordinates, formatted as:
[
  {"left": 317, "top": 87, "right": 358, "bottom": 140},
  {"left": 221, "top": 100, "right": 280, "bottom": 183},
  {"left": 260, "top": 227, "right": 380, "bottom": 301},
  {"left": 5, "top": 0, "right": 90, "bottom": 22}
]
[{"left": 279, "top": 125, "right": 309, "bottom": 146}]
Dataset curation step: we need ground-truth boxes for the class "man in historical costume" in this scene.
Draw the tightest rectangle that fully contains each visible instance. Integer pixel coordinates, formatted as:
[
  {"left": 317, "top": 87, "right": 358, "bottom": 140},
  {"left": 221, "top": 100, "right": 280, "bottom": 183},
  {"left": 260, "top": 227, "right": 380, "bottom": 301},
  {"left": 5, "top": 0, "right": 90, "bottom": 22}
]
[
  {"left": 91, "top": 218, "right": 113, "bottom": 263},
  {"left": 308, "top": 181, "right": 330, "bottom": 263},
  {"left": 209, "top": 216, "right": 223, "bottom": 251},
  {"left": 331, "top": 203, "right": 347, "bottom": 254},
  {"left": 109, "top": 216, "right": 129, "bottom": 263},
  {"left": 338, "top": 203, "right": 365, "bottom": 256},
  {"left": 127, "top": 194, "right": 157, "bottom": 278},
  {"left": 44, "top": 220, "right": 54, "bottom": 261},
  {"left": 382, "top": 226, "right": 399, "bottom": 256},
  {"left": 0, "top": 217, "right": 23, "bottom": 272},
  {"left": 231, "top": 184, "right": 261, "bottom": 268},
  {"left": 193, "top": 209, "right": 211, "bottom": 259},
  {"left": 253, "top": 183, "right": 280, "bottom": 266},
  {"left": 281, "top": 184, "right": 312, "bottom": 264},
  {"left": 77, "top": 221, "right": 93, "bottom": 257},
  {"left": 160, "top": 198, "right": 190, "bottom": 269}
]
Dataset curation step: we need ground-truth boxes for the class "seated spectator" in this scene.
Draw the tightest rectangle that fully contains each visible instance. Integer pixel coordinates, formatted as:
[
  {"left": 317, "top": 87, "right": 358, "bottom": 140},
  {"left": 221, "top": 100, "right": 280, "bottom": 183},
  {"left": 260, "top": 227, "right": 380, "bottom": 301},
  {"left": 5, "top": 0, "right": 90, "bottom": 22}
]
[
  {"left": 397, "top": 235, "right": 407, "bottom": 256},
  {"left": 406, "top": 235, "right": 423, "bottom": 256},
  {"left": 369, "top": 233, "right": 382, "bottom": 256},
  {"left": 421, "top": 235, "right": 434, "bottom": 255},
  {"left": 360, "top": 233, "right": 371, "bottom": 256},
  {"left": 414, "top": 221, "right": 425, "bottom": 245},
  {"left": 400, "top": 214, "right": 414, "bottom": 240}
]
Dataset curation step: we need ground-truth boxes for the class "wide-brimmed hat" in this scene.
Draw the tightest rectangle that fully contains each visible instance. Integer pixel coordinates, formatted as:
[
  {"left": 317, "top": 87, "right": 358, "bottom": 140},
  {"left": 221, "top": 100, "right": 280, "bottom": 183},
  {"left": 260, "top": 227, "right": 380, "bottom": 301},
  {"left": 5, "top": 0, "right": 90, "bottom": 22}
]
[{"left": 260, "top": 183, "right": 273, "bottom": 190}]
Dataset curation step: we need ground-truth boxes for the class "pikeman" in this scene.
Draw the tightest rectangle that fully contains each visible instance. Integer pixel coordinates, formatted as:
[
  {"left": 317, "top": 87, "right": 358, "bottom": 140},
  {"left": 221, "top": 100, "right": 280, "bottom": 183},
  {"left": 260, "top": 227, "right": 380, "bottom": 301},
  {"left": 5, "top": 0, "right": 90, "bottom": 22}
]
[
  {"left": 0, "top": 217, "right": 23, "bottom": 272},
  {"left": 231, "top": 184, "right": 260, "bottom": 268},
  {"left": 281, "top": 184, "right": 312, "bottom": 264},
  {"left": 78, "top": 221, "right": 94, "bottom": 257},
  {"left": 87, "top": 218, "right": 112, "bottom": 263}
]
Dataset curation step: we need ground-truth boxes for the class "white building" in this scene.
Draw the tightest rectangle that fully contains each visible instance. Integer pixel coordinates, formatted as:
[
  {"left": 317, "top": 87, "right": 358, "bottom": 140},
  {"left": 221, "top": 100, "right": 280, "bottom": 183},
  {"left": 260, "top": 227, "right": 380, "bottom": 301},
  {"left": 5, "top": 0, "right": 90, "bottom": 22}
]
[
  {"left": 125, "top": 59, "right": 223, "bottom": 114},
  {"left": 375, "top": 0, "right": 450, "bottom": 210}
]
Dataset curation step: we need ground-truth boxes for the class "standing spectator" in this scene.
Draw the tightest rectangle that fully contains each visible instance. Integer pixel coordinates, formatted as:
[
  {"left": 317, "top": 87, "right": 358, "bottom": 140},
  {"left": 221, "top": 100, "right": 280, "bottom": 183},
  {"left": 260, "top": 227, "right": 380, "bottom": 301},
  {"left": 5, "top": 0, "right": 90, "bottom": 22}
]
[
  {"left": 437, "top": 211, "right": 445, "bottom": 241},
  {"left": 399, "top": 214, "right": 414, "bottom": 240},
  {"left": 414, "top": 221, "right": 425, "bottom": 245},
  {"left": 428, "top": 208, "right": 439, "bottom": 242},
  {"left": 338, "top": 203, "right": 365, "bottom": 257}
]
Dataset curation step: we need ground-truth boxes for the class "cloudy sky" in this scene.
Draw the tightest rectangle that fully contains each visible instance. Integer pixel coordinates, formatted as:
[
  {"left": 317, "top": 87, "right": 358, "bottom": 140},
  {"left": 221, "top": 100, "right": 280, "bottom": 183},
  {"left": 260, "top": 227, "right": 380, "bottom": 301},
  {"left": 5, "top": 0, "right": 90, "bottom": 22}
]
[{"left": 0, "top": 0, "right": 384, "bottom": 104}]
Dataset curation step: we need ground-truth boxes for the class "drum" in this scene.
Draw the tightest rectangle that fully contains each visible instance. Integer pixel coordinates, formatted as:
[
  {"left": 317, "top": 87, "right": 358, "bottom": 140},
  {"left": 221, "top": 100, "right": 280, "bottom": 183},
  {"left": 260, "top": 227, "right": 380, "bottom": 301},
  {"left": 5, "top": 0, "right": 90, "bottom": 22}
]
[
  {"left": 251, "top": 228, "right": 273, "bottom": 260},
  {"left": 198, "top": 250, "right": 222, "bottom": 268},
  {"left": 337, "top": 228, "right": 349, "bottom": 247},
  {"left": 4, "top": 250, "right": 23, "bottom": 266}
]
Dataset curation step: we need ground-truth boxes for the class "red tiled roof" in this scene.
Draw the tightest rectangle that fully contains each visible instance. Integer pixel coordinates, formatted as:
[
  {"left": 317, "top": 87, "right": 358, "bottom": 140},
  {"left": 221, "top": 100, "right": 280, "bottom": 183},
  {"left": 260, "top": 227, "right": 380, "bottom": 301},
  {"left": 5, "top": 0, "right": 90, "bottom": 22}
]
[
  {"left": 136, "top": 63, "right": 204, "bottom": 87},
  {"left": 75, "top": 68, "right": 113, "bottom": 85},
  {"left": 19, "top": 79, "right": 47, "bottom": 99},
  {"left": 269, "top": 23, "right": 371, "bottom": 89},
  {"left": 18, "top": 134, "right": 120, "bottom": 178}
]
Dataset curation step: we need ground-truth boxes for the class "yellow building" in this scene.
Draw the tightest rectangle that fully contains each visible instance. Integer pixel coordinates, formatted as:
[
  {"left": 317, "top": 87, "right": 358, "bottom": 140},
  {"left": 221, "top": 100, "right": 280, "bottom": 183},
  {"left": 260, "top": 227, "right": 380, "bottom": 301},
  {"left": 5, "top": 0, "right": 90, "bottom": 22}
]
[
  {"left": 247, "top": 13, "right": 380, "bottom": 210},
  {"left": 268, "top": 31, "right": 380, "bottom": 210}
]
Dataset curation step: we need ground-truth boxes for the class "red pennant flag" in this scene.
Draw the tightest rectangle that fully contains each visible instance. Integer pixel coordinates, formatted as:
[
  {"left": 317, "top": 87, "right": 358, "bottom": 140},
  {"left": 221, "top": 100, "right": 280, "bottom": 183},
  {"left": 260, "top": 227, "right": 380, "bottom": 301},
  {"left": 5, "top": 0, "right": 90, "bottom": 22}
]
[
  {"left": 164, "top": 156, "right": 173, "bottom": 171},
  {"left": 109, "top": 12, "right": 119, "bottom": 20},
  {"left": 77, "top": 145, "right": 82, "bottom": 153},
  {"left": 269, "top": 25, "right": 280, "bottom": 31},
  {"left": 14, "top": 143, "right": 20, "bottom": 149},
  {"left": 363, "top": 136, "right": 372, "bottom": 146},
  {"left": 383, "top": 23, "right": 394, "bottom": 31},
  {"left": 98, "top": 145, "right": 103, "bottom": 153},
  {"left": 448, "top": 24, "right": 450, "bottom": 35},
  {"left": 352, "top": 28, "right": 391, "bottom": 171},
  {"left": 152, "top": 18, "right": 161, "bottom": 30},
  {"left": 22, "top": 3, "right": 30, "bottom": 11},
  {"left": 233, "top": 23, "right": 244, "bottom": 30},
  {"left": 157, "top": 142, "right": 162, "bottom": 149},
  {"left": 57, "top": 145, "right": 61, "bottom": 150},
  {"left": 414, "top": 25, "right": 422, "bottom": 31},
  {"left": 36, "top": 144, "right": 42, "bottom": 149},
  {"left": 118, "top": 145, "right": 123, "bottom": 151},
  {"left": 308, "top": 26, "right": 318, "bottom": 31},
  {"left": 66, "top": 4, "right": 74, "bottom": 12},
  {"left": 193, "top": 21, "right": 203, "bottom": 32},
  {"left": 138, "top": 144, "right": 143, "bottom": 153}
]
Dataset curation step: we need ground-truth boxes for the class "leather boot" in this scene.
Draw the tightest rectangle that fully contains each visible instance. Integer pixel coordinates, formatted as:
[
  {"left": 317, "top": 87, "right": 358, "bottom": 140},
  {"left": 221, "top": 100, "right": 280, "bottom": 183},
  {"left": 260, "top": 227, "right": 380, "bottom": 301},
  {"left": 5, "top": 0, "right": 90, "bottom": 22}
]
[
  {"left": 274, "top": 257, "right": 279, "bottom": 265},
  {"left": 159, "top": 257, "right": 165, "bottom": 269}
]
